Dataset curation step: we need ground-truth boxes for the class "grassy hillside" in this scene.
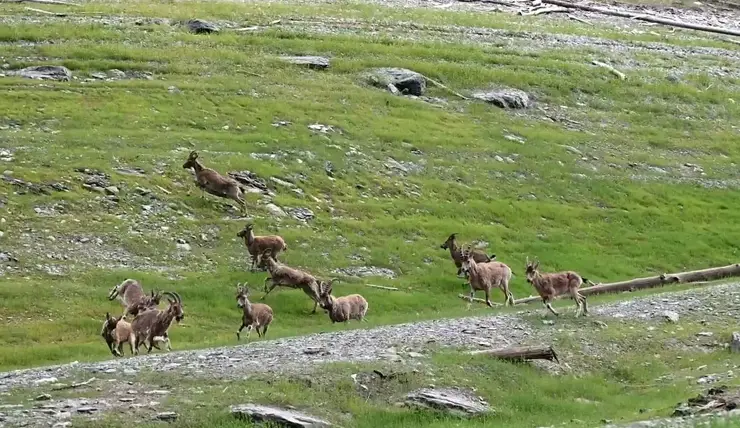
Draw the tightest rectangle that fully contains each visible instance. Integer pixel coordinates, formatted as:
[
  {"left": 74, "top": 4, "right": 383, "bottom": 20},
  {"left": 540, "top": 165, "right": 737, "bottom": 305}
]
[{"left": 0, "top": 0, "right": 739, "bottom": 371}]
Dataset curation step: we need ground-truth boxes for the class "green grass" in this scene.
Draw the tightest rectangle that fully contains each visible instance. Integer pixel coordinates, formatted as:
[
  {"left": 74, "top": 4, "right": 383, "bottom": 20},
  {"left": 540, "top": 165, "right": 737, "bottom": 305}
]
[{"left": 0, "top": 0, "right": 739, "bottom": 373}]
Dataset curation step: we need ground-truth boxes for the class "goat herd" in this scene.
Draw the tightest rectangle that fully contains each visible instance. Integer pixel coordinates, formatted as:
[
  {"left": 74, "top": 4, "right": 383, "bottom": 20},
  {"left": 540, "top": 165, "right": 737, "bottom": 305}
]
[{"left": 99, "top": 150, "right": 595, "bottom": 358}]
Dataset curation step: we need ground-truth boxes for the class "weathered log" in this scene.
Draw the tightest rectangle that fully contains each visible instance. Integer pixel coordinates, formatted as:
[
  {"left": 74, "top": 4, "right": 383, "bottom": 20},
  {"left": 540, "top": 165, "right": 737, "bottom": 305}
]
[
  {"left": 2, "top": 0, "right": 81, "bottom": 6},
  {"left": 467, "top": 345, "right": 559, "bottom": 363},
  {"left": 519, "top": 5, "right": 570, "bottom": 15},
  {"left": 514, "top": 263, "right": 740, "bottom": 305},
  {"left": 540, "top": 0, "right": 740, "bottom": 37}
]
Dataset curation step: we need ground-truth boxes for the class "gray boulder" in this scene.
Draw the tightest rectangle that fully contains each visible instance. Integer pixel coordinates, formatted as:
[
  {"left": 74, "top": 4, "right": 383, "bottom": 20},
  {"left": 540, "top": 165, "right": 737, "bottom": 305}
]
[
  {"left": 405, "top": 387, "right": 492, "bottom": 417},
  {"left": 279, "top": 56, "right": 330, "bottom": 70},
  {"left": 364, "top": 67, "right": 426, "bottom": 96},
  {"left": 187, "top": 19, "right": 219, "bottom": 34},
  {"left": 472, "top": 88, "right": 531, "bottom": 109},
  {"left": 231, "top": 403, "right": 332, "bottom": 427},
  {"left": 13, "top": 65, "right": 72, "bottom": 81}
]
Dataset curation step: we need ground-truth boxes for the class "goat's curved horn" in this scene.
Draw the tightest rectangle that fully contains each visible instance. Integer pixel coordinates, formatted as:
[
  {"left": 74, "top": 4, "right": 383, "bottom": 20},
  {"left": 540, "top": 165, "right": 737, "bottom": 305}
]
[
  {"left": 328, "top": 278, "right": 340, "bottom": 286},
  {"left": 173, "top": 292, "right": 182, "bottom": 303},
  {"left": 162, "top": 291, "right": 177, "bottom": 302}
]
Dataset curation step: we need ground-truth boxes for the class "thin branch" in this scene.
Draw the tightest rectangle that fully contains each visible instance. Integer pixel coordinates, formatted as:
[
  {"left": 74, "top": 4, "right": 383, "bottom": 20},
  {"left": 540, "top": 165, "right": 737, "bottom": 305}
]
[
  {"left": 366, "top": 284, "right": 399, "bottom": 291},
  {"left": 457, "top": 294, "right": 503, "bottom": 305},
  {"left": 51, "top": 377, "right": 96, "bottom": 391},
  {"left": 568, "top": 14, "right": 593, "bottom": 25},
  {"left": 2, "top": 0, "right": 81, "bottom": 6},
  {"left": 422, "top": 75, "right": 469, "bottom": 100},
  {"left": 591, "top": 60, "right": 626, "bottom": 80},
  {"left": 24, "top": 6, "right": 68, "bottom": 15},
  {"left": 519, "top": 6, "right": 569, "bottom": 15}
]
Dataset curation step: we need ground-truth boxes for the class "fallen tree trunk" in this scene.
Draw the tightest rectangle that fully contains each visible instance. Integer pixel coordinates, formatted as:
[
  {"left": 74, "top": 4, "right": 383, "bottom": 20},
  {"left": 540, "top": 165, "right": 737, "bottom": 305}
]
[
  {"left": 468, "top": 345, "right": 559, "bottom": 363},
  {"left": 513, "top": 263, "right": 740, "bottom": 305},
  {"left": 540, "top": 0, "right": 740, "bottom": 37}
]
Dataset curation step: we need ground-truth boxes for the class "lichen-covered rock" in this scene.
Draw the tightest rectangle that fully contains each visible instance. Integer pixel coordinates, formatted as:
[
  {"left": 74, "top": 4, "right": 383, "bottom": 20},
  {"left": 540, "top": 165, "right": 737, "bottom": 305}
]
[
  {"left": 364, "top": 68, "right": 426, "bottom": 96},
  {"left": 231, "top": 403, "right": 332, "bottom": 427},
  {"left": 472, "top": 88, "right": 531, "bottom": 109},
  {"left": 13, "top": 65, "right": 72, "bottom": 82}
]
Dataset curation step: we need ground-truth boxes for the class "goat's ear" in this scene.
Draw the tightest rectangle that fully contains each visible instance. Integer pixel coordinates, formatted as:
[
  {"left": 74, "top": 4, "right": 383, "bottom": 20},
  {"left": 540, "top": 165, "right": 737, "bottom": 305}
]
[
  {"left": 106, "top": 312, "right": 111, "bottom": 320},
  {"left": 188, "top": 150, "right": 198, "bottom": 159}
]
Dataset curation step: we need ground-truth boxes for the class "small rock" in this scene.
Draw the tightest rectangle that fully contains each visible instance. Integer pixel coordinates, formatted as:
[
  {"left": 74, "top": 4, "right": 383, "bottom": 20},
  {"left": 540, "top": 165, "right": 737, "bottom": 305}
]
[
  {"left": 730, "top": 332, "right": 740, "bottom": 353},
  {"left": 35, "top": 394, "right": 52, "bottom": 401},
  {"left": 231, "top": 403, "right": 332, "bottom": 427},
  {"left": 663, "top": 311, "right": 679, "bottom": 323},
  {"left": 145, "top": 390, "right": 170, "bottom": 395},
  {"left": 265, "top": 203, "right": 287, "bottom": 218},
  {"left": 107, "top": 69, "right": 126, "bottom": 79},
  {"left": 405, "top": 387, "right": 492, "bottom": 417},
  {"left": 288, "top": 207, "right": 314, "bottom": 222},
  {"left": 176, "top": 241, "right": 191, "bottom": 251},
  {"left": 561, "top": 145, "right": 583, "bottom": 156},
  {"left": 187, "top": 19, "right": 219, "bottom": 34},
  {"left": 154, "top": 412, "right": 178, "bottom": 421},
  {"left": 76, "top": 406, "right": 98, "bottom": 414},
  {"left": 278, "top": 55, "right": 330, "bottom": 70},
  {"left": 542, "top": 320, "right": 555, "bottom": 325},
  {"left": 104, "top": 186, "right": 119, "bottom": 195},
  {"left": 696, "top": 332, "right": 713, "bottom": 337},
  {"left": 32, "top": 377, "right": 58, "bottom": 386},
  {"left": 472, "top": 88, "right": 530, "bottom": 109}
]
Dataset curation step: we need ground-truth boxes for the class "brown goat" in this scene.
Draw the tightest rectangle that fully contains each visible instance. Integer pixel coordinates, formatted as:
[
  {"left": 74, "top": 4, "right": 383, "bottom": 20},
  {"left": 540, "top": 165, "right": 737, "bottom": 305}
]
[
  {"left": 131, "top": 291, "right": 184, "bottom": 354},
  {"left": 235, "top": 283, "right": 274, "bottom": 341},
  {"left": 236, "top": 223, "right": 287, "bottom": 272},
  {"left": 258, "top": 248, "right": 322, "bottom": 314},
  {"left": 461, "top": 246, "right": 514, "bottom": 307},
  {"left": 182, "top": 150, "right": 246, "bottom": 214},
  {"left": 440, "top": 233, "right": 495, "bottom": 277},
  {"left": 107, "top": 279, "right": 162, "bottom": 319},
  {"left": 101, "top": 312, "right": 136, "bottom": 357},
  {"left": 524, "top": 257, "right": 590, "bottom": 317},
  {"left": 318, "top": 279, "right": 368, "bottom": 324}
]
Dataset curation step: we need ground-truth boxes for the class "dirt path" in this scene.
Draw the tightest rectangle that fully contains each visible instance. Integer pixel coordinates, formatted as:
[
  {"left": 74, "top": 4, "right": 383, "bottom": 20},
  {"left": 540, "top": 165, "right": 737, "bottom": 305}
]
[{"left": 0, "top": 282, "right": 736, "bottom": 394}]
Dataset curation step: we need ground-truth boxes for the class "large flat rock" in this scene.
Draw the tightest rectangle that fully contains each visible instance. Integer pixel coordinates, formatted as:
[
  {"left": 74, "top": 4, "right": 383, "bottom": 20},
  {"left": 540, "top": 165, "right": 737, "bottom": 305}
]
[
  {"left": 405, "top": 387, "right": 492, "bottom": 417},
  {"left": 231, "top": 403, "right": 332, "bottom": 427}
]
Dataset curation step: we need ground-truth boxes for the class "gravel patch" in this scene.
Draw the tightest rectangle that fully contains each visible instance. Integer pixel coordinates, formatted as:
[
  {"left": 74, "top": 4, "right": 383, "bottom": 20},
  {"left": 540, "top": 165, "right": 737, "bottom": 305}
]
[{"left": 0, "top": 282, "right": 736, "bottom": 394}]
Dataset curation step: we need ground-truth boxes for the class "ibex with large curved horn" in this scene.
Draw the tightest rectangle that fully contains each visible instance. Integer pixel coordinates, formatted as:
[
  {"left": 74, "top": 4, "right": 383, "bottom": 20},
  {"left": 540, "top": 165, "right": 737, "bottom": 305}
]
[{"left": 131, "top": 291, "right": 184, "bottom": 354}]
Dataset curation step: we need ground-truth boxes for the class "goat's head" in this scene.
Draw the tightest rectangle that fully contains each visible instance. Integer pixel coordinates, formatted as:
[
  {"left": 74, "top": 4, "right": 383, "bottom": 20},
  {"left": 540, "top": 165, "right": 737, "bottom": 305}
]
[
  {"left": 163, "top": 291, "right": 184, "bottom": 322},
  {"left": 182, "top": 150, "right": 199, "bottom": 170},
  {"left": 236, "top": 223, "right": 253, "bottom": 239},
  {"left": 460, "top": 245, "right": 477, "bottom": 276},
  {"left": 101, "top": 312, "right": 120, "bottom": 337},
  {"left": 148, "top": 290, "right": 163, "bottom": 306},
  {"left": 235, "top": 283, "right": 251, "bottom": 308},
  {"left": 440, "top": 233, "right": 458, "bottom": 250},
  {"left": 318, "top": 278, "right": 339, "bottom": 309},
  {"left": 257, "top": 248, "right": 274, "bottom": 270},
  {"left": 525, "top": 256, "right": 540, "bottom": 283}
]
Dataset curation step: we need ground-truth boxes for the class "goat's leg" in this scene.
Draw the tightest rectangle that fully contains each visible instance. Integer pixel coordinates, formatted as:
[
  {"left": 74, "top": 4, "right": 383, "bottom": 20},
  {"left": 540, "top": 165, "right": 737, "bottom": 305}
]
[
  {"left": 262, "top": 280, "right": 280, "bottom": 300},
  {"left": 261, "top": 324, "right": 269, "bottom": 337},
  {"left": 569, "top": 288, "right": 583, "bottom": 317},
  {"left": 484, "top": 288, "right": 493, "bottom": 308},
  {"left": 580, "top": 293, "right": 589, "bottom": 315},
  {"left": 262, "top": 276, "right": 273, "bottom": 294},
  {"left": 236, "top": 322, "right": 246, "bottom": 341},
  {"left": 245, "top": 325, "right": 253, "bottom": 341},
  {"left": 544, "top": 298, "right": 560, "bottom": 317},
  {"left": 255, "top": 324, "right": 263, "bottom": 338},
  {"left": 467, "top": 287, "right": 475, "bottom": 310}
]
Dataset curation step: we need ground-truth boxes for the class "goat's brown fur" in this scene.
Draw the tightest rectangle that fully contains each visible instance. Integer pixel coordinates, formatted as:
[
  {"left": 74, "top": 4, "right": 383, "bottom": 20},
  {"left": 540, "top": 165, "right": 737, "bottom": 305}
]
[
  {"left": 235, "top": 283, "right": 274, "bottom": 341},
  {"left": 440, "top": 233, "right": 495, "bottom": 277},
  {"left": 131, "top": 291, "right": 184, "bottom": 354},
  {"left": 236, "top": 223, "right": 287, "bottom": 272},
  {"left": 318, "top": 279, "right": 368, "bottom": 324},
  {"left": 182, "top": 150, "right": 246, "bottom": 214},
  {"left": 107, "top": 279, "right": 161, "bottom": 319},
  {"left": 524, "top": 257, "right": 589, "bottom": 317},
  {"left": 258, "top": 248, "right": 322, "bottom": 314},
  {"left": 101, "top": 312, "right": 136, "bottom": 357},
  {"left": 461, "top": 246, "right": 514, "bottom": 308}
]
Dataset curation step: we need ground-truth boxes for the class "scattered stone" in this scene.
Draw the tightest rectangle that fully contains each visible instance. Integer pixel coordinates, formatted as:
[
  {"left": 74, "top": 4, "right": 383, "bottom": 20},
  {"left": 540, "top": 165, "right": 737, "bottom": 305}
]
[
  {"left": 145, "top": 390, "right": 170, "bottom": 395},
  {"left": 114, "top": 167, "right": 146, "bottom": 176},
  {"left": 307, "top": 123, "right": 337, "bottom": 134},
  {"left": 35, "top": 393, "right": 52, "bottom": 401},
  {"left": 472, "top": 88, "right": 531, "bottom": 109},
  {"left": 561, "top": 145, "right": 583, "bottom": 156},
  {"left": 175, "top": 239, "right": 191, "bottom": 252},
  {"left": 332, "top": 266, "right": 396, "bottom": 279},
  {"left": 731, "top": 332, "right": 740, "bottom": 353},
  {"left": 231, "top": 403, "right": 332, "bottom": 427},
  {"left": 324, "top": 161, "right": 334, "bottom": 177},
  {"left": 265, "top": 203, "right": 288, "bottom": 218},
  {"left": 228, "top": 171, "right": 269, "bottom": 193},
  {"left": 187, "top": 19, "right": 219, "bottom": 34},
  {"left": 104, "top": 186, "right": 119, "bottom": 196},
  {"left": 11, "top": 65, "right": 72, "bottom": 82},
  {"left": 154, "top": 412, "right": 178, "bottom": 421},
  {"left": 364, "top": 68, "right": 426, "bottom": 96},
  {"left": 405, "top": 387, "right": 492, "bottom": 417},
  {"left": 107, "top": 69, "right": 126, "bottom": 79},
  {"left": 76, "top": 406, "right": 98, "bottom": 414},
  {"left": 279, "top": 55, "right": 330, "bottom": 70},
  {"left": 663, "top": 311, "right": 680, "bottom": 323},
  {"left": 288, "top": 207, "right": 314, "bottom": 222},
  {"left": 32, "top": 377, "right": 58, "bottom": 386}
]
